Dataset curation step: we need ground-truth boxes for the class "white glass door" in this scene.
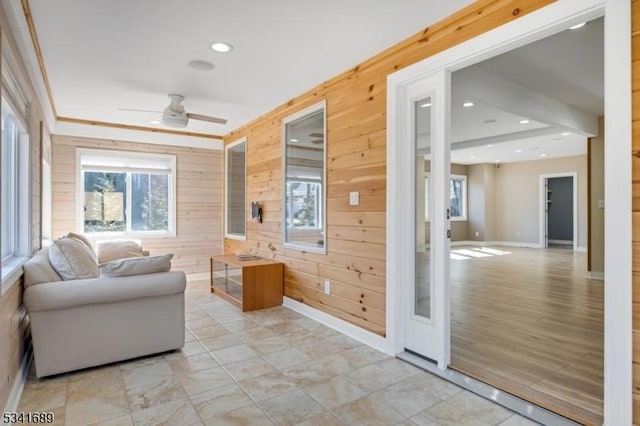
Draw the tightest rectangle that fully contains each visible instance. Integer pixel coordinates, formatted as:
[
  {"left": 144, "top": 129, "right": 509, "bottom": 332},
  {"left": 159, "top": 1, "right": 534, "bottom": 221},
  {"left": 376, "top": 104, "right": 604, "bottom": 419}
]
[{"left": 404, "top": 71, "right": 451, "bottom": 368}]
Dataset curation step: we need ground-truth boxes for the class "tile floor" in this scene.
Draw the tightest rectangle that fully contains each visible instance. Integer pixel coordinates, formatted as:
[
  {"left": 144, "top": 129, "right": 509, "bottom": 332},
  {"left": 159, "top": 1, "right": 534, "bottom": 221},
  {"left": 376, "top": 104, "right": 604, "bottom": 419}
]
[{"left": 18, "top": 278, "right": 540, "bottom": 425}]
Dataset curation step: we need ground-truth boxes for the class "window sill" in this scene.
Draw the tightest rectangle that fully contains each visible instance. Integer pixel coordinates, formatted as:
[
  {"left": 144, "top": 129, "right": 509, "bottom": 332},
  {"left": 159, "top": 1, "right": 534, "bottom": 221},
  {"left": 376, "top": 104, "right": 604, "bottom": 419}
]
[
  {"left": 1, "top": 256, "right": 28, "bottom": 296},
  {"left": 225, "top": 234, "right": 247, "bottom": 241}
]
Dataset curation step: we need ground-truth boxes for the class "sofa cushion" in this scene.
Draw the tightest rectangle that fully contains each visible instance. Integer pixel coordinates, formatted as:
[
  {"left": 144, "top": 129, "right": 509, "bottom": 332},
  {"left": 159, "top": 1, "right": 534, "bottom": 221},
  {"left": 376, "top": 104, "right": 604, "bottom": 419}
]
[
  {"left": 66, "top": 232, "right": 95, "bottom": 256},
  {"left": 23, "top": 247, "right": 63, "bottom": 288},
  {"left": 48, "top": 238, "right": 99, "bottom": 281},
  {"left": 99, "top": 254, "right": 174, "bottom": 277},
  {"left": 97, "top": 240, "right": 145, "bottom": 264}
]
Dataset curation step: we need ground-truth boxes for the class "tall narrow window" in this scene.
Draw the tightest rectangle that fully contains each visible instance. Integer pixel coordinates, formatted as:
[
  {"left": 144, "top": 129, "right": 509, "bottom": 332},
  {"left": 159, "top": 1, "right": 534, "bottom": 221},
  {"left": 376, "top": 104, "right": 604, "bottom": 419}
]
[
  {"left": 282, "top": 101, "right": 326, "bottom": 253},
  {"left": 424, "top": 174, "right": 467, "bottom": 221},
  {"left": 449, "top": 174, "right": 467, "bottom": 221},
  {"left": 1, "top": 110, "right": 19, "bottom": 262},
  {"left": 77, "top": 149, "right": 176, "bottom": 236},
  {"left": 1, "top": 99, "right": 31, "bottom": 292},
  {"left": 225, "top": 138, "right": 246, "bottom": 239}
]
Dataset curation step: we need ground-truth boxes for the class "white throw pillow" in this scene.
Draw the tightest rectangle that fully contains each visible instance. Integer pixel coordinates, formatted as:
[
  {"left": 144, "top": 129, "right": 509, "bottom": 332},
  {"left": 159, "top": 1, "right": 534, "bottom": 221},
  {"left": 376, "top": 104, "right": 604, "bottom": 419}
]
[
  {"left": 66, "top": 232, "right": 95, "bottom": 256},
  {"left": 99, "top": 254, "right": 174, "bottom": 277},
  {"left": 48, "top": 237, "right": 99, "bottom": 280},
  {"left": 96, "top": 240, "right": 145, "bottom": 264}
]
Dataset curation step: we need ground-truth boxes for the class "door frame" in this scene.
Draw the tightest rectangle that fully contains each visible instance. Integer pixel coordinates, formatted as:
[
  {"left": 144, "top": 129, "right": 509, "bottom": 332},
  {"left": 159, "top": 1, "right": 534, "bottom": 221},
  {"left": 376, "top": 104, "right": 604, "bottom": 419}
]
[
  {"left": 539, "top": 172, "right": 578, "bottom": 250},
  {"left": 386, "top": 0, "right": 631, "bottom": 424}
]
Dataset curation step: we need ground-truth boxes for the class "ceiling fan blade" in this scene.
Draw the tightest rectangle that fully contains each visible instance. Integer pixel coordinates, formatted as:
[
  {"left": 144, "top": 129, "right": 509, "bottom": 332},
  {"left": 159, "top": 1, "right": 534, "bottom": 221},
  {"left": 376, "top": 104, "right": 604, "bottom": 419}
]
[
  {"left": 118, "top": 108, "right": 163, "bottom": 113},
  {"left": 187, "top": 112, "right": 227, "bottom": 125}
]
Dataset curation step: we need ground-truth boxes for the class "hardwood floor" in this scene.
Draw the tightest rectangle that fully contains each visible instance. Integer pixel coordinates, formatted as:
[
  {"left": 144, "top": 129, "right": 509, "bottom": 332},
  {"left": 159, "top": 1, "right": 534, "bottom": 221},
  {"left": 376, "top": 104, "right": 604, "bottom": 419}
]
[{"left": 447, "top": 245, "right": 603, "bottom": 425}]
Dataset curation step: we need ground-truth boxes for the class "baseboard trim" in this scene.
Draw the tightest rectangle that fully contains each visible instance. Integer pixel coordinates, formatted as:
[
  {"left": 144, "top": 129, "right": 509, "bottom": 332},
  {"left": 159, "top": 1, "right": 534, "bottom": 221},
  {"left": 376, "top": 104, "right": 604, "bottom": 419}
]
[
  {"left": 589, "top": 271, "right": 605, "bottom": 280},
  {"left": 548, "top": 239, "right": 573, "bottom": 245},
  {"left": 3, "top": 348, "right": 32, "bottom": 413},
  {"left": 282, "top": 297, "right": 389, "bottom": 354}
]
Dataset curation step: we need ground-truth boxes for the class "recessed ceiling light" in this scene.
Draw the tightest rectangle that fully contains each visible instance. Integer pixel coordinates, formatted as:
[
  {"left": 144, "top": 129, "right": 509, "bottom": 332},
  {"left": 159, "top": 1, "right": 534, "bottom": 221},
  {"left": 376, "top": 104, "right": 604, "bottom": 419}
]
[
  {"left": 540, "top": 153, "right": 547, "bottom": 157},
  {"left": 515, "top": 149, "right": 522, "bottom": 153},
  {"left": 188, "top": 59, "right": 215, "bottom": 71},
  {"left": 420, "top": 102, "right": 431, "bottom": 108},
  {"left": 150, "top": 120, "right": 161, "bottom": 125},
  {"left": 519, "top": 119, "right": 530, "bottom": 124},
  {"left": 561, "top": 132, "right": 570, "bottom": 136},
  {"left": 486, "top": 144, "right": 493, "bottom": 148},
  {"left": 462, "top": 101, "right": 475, "bottom": 108},
  {"left": 211, "top": 42, "right": 233, "bottom": 53},
  {"left": 289, "top": 138, "right": 299, "bottom": 142},
  {"left": 569, "top": 22, "right": 586, "bottom": 30},
  {"left": 470, "top": 155, "right": 476, "bottom": 159},
  {"left": 483, "top": 119, "right": 497, "bottom": 124}
]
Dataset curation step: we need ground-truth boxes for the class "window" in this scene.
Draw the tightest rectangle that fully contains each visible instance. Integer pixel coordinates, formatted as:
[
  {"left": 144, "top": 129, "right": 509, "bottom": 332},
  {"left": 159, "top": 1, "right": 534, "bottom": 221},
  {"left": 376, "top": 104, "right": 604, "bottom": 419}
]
[
  {"left": 77, "top": 149, "right": 175, "bottom": 236},
  {"left": 1, "top": 101, "right": 31, "bottom": 291},
  {"left": 449, "top": 175, "right": 467, "bottom": 221},
  {"left": 285, "top": 181, "right": 321, "bottom": 229},
  {"left": 1, "top": 110, "right": 19, "bottom": 263},
  {"left": 425, "top": 174, "right": 467, "bottom": 221},
  {"left": 282, "top": 101, "right": 326, "bottom": 253},
  {"left": 225, "top": 138, "right": 246, "bottom": 239}
]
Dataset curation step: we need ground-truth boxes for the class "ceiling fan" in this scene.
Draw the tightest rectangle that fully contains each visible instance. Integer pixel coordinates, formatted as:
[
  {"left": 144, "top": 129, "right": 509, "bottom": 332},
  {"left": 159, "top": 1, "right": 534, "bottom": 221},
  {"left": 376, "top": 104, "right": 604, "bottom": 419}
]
[{"left": 119, "top": 94, "right": 227, "bottom": 128}]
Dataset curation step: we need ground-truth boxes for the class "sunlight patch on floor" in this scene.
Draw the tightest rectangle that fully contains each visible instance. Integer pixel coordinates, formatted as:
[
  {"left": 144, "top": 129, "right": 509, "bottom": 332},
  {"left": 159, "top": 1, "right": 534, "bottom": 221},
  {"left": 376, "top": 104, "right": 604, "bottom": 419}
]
[{"left": 450, "top": 247, "right": 513, "bottom": 260}]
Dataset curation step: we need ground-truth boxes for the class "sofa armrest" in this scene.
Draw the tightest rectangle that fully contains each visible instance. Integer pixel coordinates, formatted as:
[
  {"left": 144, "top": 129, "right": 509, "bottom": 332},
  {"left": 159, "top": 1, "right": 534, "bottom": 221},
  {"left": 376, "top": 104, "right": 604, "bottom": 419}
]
[{"left": 24, "top": 271, "right": 186, "bottom": 313}]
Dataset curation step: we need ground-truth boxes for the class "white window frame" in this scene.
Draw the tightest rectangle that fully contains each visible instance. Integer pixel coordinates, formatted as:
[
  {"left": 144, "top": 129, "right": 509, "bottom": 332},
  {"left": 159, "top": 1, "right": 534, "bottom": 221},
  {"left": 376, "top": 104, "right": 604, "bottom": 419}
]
[
  {"left": 449, "top": 174, "right": 467, "bottom": 222},
  {"left": 424, "top": 173, "right": 467, "bottom": 222},
  {"left": 76, "top": 148, "right": 176, "bottom": 238},
  {"left": 285, "top": 179, "right": 323, "bottom": 230},
  {"left": 1, "top": 101, "right": 31, "bottom": 295},
  {"left": 225, "top": 137, "right": 247, "bottom": 240},
  {"left": 282, "top": 100, "right": 327, "bottom": 254}
]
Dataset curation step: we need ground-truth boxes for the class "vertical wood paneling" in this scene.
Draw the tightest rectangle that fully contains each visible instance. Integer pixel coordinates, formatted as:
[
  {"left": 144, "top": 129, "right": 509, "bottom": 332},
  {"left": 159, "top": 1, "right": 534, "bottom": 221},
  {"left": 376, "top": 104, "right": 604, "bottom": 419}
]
[
  {"left": 0, "top": 282, "right": 29, "bottom": 412},
  {"left": 0, "top": 1, "right": 46, "bottom": 410},
  {"left": 223, "top": 0, "right": 555, "bottom": 336},
  {"left": 633, "top": 0, "right": 640, "bottom": 423},
  {"left": 51, "top": 135, "right": 224, "bottom": 276}
]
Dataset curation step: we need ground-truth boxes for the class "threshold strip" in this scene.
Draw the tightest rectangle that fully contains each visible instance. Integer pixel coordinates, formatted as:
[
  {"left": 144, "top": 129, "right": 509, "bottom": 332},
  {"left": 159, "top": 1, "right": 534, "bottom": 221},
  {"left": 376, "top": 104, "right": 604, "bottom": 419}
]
[{"left": 397, "top": 351, "right": 580, "bottom": 426}]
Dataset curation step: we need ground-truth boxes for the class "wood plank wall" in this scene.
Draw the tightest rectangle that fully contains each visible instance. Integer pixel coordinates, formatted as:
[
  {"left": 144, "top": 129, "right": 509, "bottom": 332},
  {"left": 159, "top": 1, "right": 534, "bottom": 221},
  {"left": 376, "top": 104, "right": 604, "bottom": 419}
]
[
  {"left": 0, "top": 1, "right": 46, "bottom": 409},
  {"left": 223, "top": 0, "right": 555, "bottom": 336},
  {"left": 632, "top": 0, "right": 640, "bottom": 422},
  {"left": 51, "top": 135, "right": 223, "bottom": 276}
]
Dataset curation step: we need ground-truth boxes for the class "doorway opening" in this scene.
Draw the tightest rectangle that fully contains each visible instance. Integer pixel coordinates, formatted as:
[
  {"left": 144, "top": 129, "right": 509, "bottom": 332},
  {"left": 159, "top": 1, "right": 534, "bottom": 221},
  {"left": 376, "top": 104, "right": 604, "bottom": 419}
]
[
  {"left": 542, "top": 174, "right": 578, "bottom": 249},
  {"left": 384, "top": 1, "right": 631, "bottom": 424}
]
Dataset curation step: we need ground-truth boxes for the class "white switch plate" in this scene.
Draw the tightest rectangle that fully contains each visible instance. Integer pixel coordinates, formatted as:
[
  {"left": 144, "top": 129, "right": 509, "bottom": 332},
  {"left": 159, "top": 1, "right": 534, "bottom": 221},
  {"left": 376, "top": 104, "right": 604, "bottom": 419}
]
[
  {"left": 324, "top": 280, "right": 331, "bottom": 295},
  {"left": 598, "top": 199, "right": 605, "bottom": 209},
  {"left": 349, "top": 192, "right": 359, "bottom": 206}
]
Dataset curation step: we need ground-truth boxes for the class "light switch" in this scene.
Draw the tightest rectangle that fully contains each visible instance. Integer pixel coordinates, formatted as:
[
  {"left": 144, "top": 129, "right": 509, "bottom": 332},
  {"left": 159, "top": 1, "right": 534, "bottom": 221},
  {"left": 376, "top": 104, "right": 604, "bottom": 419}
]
[{"left": 349, "top": 191, "right": 360, "bottom": 206}]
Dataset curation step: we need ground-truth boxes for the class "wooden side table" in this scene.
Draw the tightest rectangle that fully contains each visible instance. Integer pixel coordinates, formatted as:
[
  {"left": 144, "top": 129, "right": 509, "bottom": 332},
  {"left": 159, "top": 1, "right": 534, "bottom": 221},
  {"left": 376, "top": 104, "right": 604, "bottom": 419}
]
[{"left": 210, "top": 254, "right": 284, "bottom": 311}]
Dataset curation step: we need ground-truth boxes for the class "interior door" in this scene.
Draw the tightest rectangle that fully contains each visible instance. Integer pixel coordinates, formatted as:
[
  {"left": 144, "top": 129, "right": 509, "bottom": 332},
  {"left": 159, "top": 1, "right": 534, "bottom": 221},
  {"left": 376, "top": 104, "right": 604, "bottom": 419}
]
[{"left": 404, "top": 71, "right": 451, "bottom": 368}]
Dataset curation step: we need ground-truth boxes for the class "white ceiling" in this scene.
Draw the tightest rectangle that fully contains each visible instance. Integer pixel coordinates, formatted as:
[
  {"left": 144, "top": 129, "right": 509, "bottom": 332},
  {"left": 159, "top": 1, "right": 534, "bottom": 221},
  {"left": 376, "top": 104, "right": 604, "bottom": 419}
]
[
  {"left": 418, "top": 17, "right": 602, "bottom": 165},
  {"left": 23, "top": 0, "right": 474, "bottom": 139},
  {"left": 8, "top": 2, "right": 603, "bottom": 160}
]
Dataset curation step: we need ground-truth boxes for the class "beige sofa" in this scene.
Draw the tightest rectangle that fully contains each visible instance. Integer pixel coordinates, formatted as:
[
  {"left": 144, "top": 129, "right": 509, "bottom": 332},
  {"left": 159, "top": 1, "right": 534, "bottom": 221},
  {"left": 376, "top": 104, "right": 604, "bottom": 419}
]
[{"left": 23, "top": 246, "right": 186, "bottom": 378}]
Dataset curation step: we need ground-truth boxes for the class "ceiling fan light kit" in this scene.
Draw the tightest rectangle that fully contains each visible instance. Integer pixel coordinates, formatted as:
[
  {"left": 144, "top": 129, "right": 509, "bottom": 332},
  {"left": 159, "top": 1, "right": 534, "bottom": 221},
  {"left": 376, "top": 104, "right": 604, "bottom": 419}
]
[{"left": 122, "top": 94, "right": 228, "bottom": 128}]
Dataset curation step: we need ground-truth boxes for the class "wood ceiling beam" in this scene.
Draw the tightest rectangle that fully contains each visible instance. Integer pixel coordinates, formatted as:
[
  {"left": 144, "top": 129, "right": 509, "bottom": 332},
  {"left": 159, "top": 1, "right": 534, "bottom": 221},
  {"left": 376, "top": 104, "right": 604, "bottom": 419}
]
[{"left": 57, "top": 117, "right": 223, "bottom": 140}]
